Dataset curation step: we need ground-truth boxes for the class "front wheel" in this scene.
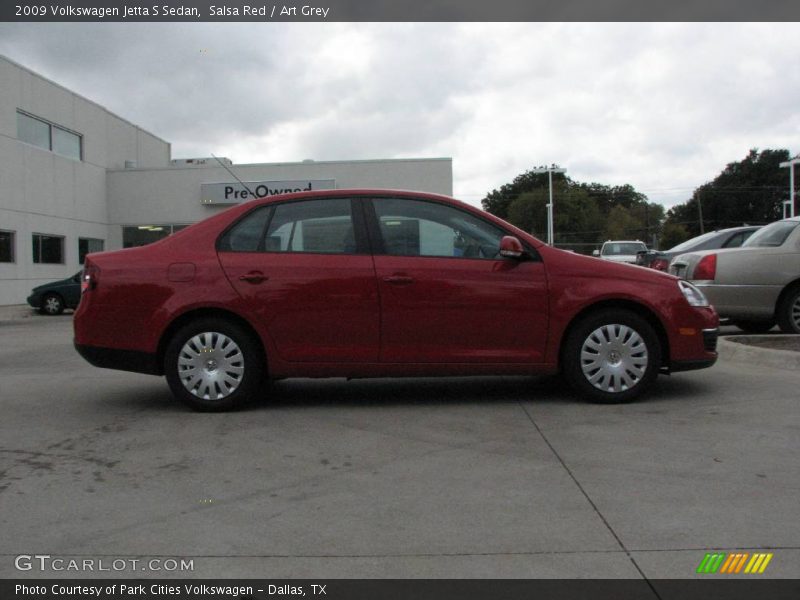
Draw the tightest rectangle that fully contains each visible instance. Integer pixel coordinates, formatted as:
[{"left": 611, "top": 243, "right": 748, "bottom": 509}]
[
  {"left": 164, "top": 318, "right": 265, "bottom": 411},
  {"left": 562, "top": 309, "right": 661, "bottom": 404},
  {"left": 40, "top": 293, "right": 64, "bottom": 315}
]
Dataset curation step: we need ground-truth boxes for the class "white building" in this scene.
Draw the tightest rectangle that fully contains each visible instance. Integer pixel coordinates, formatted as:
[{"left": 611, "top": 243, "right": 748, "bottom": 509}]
[{"left": 0, "top": 55, "right": 453, "bottom": 306}]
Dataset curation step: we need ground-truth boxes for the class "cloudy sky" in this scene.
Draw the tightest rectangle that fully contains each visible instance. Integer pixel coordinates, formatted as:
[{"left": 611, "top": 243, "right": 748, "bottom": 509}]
[{"left": 0, "top": 22, "right": 798, "bottom": 208}]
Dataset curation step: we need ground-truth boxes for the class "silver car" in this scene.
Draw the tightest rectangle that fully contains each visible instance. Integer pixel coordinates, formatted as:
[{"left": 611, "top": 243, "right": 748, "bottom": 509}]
[{"left": 669, "top": 217, "right": 800, "bottom": 333}]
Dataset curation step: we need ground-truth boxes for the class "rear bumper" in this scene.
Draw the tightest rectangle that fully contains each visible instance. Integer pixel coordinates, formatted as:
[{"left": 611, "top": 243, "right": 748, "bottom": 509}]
[
  {"left": 694, "top": 283, "right": 781, "bottom": 320},
  {"left": 74, "top": 342, "right": 161, "bottom": 376}
]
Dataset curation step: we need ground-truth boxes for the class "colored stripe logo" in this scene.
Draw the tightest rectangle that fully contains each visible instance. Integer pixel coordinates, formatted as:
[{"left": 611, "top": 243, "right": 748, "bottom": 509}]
[{"left": 697, "top": 552, "right": 773, "bottom": 574}]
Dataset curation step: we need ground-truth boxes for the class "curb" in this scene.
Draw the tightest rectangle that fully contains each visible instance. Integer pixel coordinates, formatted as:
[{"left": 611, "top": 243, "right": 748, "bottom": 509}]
[{"left": 718, "top": 335, "right": 800, "bottom": 371}]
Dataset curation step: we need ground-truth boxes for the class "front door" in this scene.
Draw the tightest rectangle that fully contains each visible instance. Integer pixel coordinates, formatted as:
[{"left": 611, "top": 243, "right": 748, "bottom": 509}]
[{"left": 368, "top": 197, "right": 549, "bottom": 364}]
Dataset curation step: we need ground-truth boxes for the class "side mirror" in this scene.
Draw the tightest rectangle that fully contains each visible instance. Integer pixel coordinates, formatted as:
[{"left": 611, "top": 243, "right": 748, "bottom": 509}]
[
  {"left": 499, "top": 236, "right": 525, "bottom": 259},
  {"left": 592, "top": 249, "right": 600, "bottom": 257}
]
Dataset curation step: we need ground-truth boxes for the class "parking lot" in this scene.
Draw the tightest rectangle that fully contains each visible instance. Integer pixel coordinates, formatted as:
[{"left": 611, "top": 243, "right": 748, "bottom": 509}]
[{"left": 0, "top": 315, "right": 798, "bottom": 580}]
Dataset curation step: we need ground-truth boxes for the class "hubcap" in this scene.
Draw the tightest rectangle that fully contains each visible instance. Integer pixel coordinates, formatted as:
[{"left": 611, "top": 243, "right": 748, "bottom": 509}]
[
  {"left": 178, "top": 332, "right": 244, "bottom": 400},
  {"left": 580, "top": 324, "right": 648, "bottom": 393},
  {"left": 45, "top": 297, "right": 60, "bottom": 313}
]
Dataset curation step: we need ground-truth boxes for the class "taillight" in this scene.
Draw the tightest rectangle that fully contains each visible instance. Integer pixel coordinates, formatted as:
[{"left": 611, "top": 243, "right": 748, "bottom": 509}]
[
  {"left": 81, "top": 264, "right": 99, "bottom": 293},
  {"left": 652, "top": 258, "right": 669, "bottom": 271},
  {"left": 693, "top": 254, "right": 717, "bottom": 281}
]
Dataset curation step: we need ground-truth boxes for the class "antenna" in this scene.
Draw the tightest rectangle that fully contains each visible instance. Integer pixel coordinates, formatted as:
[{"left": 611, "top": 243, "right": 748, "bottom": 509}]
[{"left": 211, "top": 154, "right": 258, "bottom": 199}]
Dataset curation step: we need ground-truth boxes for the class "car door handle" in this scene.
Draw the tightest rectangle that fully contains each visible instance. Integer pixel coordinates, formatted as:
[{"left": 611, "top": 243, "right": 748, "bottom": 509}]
[
  {"left": 239, "top": 272, "right": 268, "bottom": 284},
  {"left": 383, "top": 275, "right": 415, "bottom": 285}
]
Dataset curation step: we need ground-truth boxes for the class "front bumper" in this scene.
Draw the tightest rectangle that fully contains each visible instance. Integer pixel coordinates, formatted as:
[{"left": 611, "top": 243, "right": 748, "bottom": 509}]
[{"left": 26, "top": 294, "right": 41, "bottom": 309}]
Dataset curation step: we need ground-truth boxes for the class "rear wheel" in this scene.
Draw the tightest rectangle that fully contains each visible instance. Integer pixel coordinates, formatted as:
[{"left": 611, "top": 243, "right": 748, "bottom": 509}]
[
  {"left": 164, "top": 318, "right": 265, "bottom": 411},
  {"left": 40, "top": 293, "right": 64, "bottom": 315},
  {"left": 562, "top": 309, "right": 661, "bottom": 404},
  {"left": 776, "top": 285, "right": 800, "bottom": 334},
  {"left": 732, "top": 320, "right": 775, "bottom": 334}
]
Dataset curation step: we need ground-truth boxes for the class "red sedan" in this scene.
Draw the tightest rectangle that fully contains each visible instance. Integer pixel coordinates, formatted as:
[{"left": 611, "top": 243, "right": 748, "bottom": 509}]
[{"left": 74, "top": 190, "right": 718, "bottom": 410}]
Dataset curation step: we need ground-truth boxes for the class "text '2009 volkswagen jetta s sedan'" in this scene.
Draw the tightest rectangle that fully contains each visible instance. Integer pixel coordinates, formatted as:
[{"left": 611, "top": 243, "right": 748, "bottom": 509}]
[{"left": 74, "top": 190, "right": 718, "bottom": 411}]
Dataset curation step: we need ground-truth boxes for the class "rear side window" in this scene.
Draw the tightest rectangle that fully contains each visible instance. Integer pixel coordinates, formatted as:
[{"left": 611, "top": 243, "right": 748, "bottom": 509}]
[
  {"left": 265, "top": 198, "right": 356, "bottom": 254},
  {"left": 218, "top": 199, "right": 357, "bottom": 254},
  {"left": 372, "top": 198, "right": 506, "bottom": 259},
  {"left": 742, "top": 221, "right": 798, "bottom": 248},
  {"left": 721, "top": 231, "right": 750, "bottom": 248}
]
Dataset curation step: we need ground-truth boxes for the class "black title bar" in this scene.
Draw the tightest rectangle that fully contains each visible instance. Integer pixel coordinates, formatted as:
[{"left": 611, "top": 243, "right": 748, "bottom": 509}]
[
  {"left": 4, "top": 579, "right": 800, "bottom": 600},
  {"left": 4, "top": 0, "right": 800, "bottom": 22}
]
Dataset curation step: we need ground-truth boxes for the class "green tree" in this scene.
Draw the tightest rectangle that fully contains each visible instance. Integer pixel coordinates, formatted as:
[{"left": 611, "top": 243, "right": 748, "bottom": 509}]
[
  {"left": 483, "top": 166, "right": 659, "bottom": 252},
  {"left": 604, "top": 205, "right": 641, "bottom": 240},
  {"left": 482, "top": 168, "right": 566, "bottom": 220},
  {"left": 664, "top": 148, "right": 791, "bottom": 238},
  {"left": 659, "top": 222, "right": 690, "bottom": 250}
]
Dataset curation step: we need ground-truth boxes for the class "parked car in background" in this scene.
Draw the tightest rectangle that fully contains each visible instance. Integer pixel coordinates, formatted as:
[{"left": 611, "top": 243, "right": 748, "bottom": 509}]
[
  {"left": 593, "top": 240, "right": 648, "bottom": 264},
  {"left": 670, "top": 217, "right": 800, "bottom": 333},
  {"left": 645, "top": 226, "right": 762, "bottom": 271},
  {"left": 74, "top": 189, "right": 718, "bottom": 411},
  {"left": 27, "top": 272, "right": 82, "bottom": 315},
  {"left": 635, "top": 250, "right": 671, "bottom": 271}
]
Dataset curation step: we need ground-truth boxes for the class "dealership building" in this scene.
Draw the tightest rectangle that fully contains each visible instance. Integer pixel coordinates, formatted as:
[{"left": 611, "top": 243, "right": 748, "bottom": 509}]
[{"left": 0, "top": 55, "right": 453, "bottom": 306}]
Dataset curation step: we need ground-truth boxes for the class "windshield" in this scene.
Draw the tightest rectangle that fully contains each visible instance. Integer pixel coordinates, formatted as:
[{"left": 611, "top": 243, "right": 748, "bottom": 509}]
[
  {"left": 742, "top": 221, "right": 798, "bottom": 248},
  {"left": 602, "top": 242, "right": 646, "bottom": 256},
  {"left": 667, "top": 231, "right": 718, "bottom": 253}
]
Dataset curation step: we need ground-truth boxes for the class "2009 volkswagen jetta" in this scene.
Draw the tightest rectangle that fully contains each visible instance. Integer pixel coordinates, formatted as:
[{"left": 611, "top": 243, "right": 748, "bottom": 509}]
[{"left": 74, "top": 189, "right": 718, "bottom": 411}]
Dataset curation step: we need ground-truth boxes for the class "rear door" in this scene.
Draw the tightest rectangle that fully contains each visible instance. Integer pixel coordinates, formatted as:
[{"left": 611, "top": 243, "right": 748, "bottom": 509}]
[
  {"left": 217, "top": 197, "right": 380, "bottom": 363},
  {"left": 367, "top": 196, "right": 549, "bottom": 364}
]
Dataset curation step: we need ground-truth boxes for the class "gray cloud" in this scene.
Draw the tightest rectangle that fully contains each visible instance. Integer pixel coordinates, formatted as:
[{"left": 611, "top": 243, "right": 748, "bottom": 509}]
[{"left": 0, "top": 22, "right": 798, "bottom": 208}]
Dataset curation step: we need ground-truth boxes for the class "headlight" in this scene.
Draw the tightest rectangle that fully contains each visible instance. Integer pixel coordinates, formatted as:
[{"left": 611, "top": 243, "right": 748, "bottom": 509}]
[{"left": 678, "top": 280, "right": 709, "bottom": 307}]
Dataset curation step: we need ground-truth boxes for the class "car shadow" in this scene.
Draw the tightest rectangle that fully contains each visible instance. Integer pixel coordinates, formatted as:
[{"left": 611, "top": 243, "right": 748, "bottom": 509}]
[{"left": 97, "top": 372, "right": 717, "bottom": 414}]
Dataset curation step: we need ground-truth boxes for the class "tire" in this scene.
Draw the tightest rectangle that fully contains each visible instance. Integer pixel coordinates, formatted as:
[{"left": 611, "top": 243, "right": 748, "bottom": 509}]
[
  {"left": 562, "top": 309, "right": 661, "bottom": 404},
  {"left": 732, "top": 320, "right": 775, "bottom": 334},
  {"left": 776, "top": 284, "right": 800, "bottom": 334},
  {"left": 40, "top": 293, "right": 64, "bottom": 315},
  {"left": 164, "top": 317, "right": 265, "bottom": 411}
]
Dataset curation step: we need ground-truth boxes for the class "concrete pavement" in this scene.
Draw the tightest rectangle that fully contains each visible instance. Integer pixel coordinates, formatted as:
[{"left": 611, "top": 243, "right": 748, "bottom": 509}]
[{"left": 0, "top": 317, "right": 797, "bottom": 580}]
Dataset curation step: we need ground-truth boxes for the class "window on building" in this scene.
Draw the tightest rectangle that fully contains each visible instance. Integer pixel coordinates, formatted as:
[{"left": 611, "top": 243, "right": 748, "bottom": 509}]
[
  {"left": 78, "top": 238, "right": 104, "bottom": 264},
  {"left": 122, "top": 225, "right": 188, "bottom": 248},
  {"left": 0, "top": 230, "right": 15, "bottom": 263},
  {"left": 17, "top": 110, "right": 82, "bottom": 160},
  {"left": 52, "top": 126, "right": 82, "bottom": 160},
  {"left": 32, "top": 234, "right": 64, "bottom": 264}
]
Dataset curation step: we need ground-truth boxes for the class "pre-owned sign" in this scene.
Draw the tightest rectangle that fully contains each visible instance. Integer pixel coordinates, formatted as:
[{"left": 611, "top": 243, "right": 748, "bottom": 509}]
[{"left": 201, "top": 180, "right": 336, "bottom": 205}]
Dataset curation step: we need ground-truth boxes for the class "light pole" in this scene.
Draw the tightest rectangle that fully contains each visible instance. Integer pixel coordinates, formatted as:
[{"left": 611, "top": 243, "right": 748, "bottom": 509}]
[
  {"left": 779, "top": 155, "right": 799, "bottom": 218},
  {"left": 530, "top": 164, "right": 567, "bottom": 245}
]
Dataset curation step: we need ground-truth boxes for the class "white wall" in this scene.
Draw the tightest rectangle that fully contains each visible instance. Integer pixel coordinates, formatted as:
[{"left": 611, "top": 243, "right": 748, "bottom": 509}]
[
  {"left": 0, "top": 55, "right": 170, "bottom": 305},
  {"left": 107, "top": 158, "right": 453, "bottom": 227}
]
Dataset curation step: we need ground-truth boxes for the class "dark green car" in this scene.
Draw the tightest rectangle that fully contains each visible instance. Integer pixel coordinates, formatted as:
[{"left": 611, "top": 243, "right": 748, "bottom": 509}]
[{"left": 26, "top": 272, "right": 82, "bottom": 315}]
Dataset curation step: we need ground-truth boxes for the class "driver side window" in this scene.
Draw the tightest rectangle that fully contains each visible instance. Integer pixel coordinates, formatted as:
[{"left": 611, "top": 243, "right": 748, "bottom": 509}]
[{"left": 372, "top": 198, "right": 505, "bottom": 259}]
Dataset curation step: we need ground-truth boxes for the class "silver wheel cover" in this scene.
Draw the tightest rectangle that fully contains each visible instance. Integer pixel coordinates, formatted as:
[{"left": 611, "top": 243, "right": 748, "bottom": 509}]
[
  {"left": 44, "top": 296, "right": 61, "bottom": 313},
  {"left": 178, "top": 332, "right": 244, "bottom": 400},
  {"left": 580, "top": 324, "right": 649, "bottom": 393}
]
